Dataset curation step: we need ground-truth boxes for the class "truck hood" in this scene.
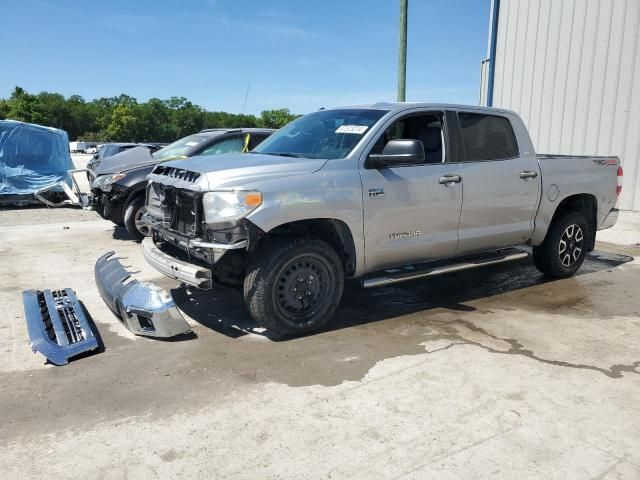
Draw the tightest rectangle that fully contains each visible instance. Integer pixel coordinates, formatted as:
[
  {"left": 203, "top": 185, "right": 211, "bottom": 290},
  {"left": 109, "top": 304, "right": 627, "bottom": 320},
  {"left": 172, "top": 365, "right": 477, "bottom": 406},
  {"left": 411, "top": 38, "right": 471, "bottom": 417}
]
[
  {"left": 95, "top": 146, "right": 157, "bottom": 175},
  {"left": 148, "top": 153, "right": 328, "bottom": 190}
]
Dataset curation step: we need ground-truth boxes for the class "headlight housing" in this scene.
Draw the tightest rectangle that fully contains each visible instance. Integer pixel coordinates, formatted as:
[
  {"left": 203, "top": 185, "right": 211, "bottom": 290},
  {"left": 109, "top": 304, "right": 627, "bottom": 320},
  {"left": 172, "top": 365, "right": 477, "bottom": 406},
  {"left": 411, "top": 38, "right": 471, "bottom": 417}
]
[
  {"left": 91, "top": 173, "right": 125, "bottom": 192},
  {"left": 202, "top": 191, "right": 263, "bottom": 225}
]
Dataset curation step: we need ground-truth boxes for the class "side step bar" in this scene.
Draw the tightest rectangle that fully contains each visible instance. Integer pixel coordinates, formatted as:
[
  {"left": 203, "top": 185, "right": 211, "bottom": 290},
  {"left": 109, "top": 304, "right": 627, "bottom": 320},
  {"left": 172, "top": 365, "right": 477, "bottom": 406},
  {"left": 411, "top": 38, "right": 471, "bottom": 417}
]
[{"left": 362, "top": 248, "right": 529, "bottom": 288}]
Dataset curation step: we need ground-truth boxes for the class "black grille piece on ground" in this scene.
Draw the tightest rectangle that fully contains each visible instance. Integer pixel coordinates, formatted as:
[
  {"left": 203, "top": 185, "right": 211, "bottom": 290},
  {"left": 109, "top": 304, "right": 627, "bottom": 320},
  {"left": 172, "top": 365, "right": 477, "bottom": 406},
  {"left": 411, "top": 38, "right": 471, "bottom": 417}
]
[{"left": 22, "top": 288, "right": 99, "bottom": 366}]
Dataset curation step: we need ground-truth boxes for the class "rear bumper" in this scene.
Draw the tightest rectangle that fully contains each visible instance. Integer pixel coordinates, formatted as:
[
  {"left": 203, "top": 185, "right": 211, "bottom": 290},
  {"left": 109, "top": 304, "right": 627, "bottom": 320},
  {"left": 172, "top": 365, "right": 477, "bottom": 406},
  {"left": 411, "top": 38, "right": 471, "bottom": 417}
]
[
  {"left": 94, "top": 251, "right": 191, "bottom": 338},
  {"left": 142, "top": 238, "right": 213, "bottom": 289},
  {"left": 599, "top": 208, "right": 619, "bottom": 230}
]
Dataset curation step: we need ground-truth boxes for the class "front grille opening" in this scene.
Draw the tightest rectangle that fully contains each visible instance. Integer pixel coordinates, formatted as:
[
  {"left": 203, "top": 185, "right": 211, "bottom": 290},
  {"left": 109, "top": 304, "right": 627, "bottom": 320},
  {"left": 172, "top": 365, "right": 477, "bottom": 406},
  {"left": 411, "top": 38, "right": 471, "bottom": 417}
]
[
  {"left": 52, "top": 290, "right": 85, "bottom": 344},
  {"left": 37, "top": 292, "right": 57, "bottom": 342},
  {"left": 136, "top": 315, "right": 155, "bottom": 332}
]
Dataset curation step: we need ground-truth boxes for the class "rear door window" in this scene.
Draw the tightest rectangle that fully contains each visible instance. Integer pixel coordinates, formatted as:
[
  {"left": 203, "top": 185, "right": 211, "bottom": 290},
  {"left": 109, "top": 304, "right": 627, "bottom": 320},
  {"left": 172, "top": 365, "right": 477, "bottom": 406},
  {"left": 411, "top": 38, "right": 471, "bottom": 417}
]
[{"left": 458, "top": 113, "right": 518, "bottom": 161}]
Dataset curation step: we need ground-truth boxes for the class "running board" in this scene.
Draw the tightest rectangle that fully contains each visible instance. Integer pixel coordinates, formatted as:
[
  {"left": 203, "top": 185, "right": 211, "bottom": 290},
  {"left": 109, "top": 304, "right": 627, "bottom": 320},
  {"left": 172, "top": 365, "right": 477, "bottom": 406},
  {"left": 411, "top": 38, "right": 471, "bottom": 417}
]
[{"left": 361, "top": 248, "right": 529, "bottom": 288}]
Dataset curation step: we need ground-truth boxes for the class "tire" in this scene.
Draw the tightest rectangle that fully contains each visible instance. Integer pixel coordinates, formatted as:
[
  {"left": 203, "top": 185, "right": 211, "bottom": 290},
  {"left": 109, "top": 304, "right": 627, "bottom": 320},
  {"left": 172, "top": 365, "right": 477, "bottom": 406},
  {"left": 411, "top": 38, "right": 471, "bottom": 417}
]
[
  {"left": 533, "top": 211, "right": 588, "bottom": 278},
  {"left": 123, "top": 195, "right": 150, "bottom": 241},
  {"left": 243, "top": 236, "right": 344, "bottom": 337}
]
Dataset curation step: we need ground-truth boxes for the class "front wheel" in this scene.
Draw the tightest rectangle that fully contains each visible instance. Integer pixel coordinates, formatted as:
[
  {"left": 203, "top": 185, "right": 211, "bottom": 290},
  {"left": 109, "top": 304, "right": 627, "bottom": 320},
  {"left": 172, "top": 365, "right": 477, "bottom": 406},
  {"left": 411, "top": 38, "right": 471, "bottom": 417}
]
[
  {"left": 533, "top": 211, "right": 588, "bottom": 278},
  {"left": 243, "top": 237, "right": 344, "bottom": 337},
  {"left": 123, "top": 195, "right": 150, "bottom": 242}
]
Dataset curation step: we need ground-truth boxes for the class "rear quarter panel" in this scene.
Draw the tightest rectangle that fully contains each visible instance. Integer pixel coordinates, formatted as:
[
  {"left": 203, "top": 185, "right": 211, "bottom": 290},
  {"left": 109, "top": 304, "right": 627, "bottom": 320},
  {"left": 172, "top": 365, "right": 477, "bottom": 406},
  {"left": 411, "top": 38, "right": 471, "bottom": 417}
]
[{"left": 530, "top": 156, "right": 619, "bottom": 245}]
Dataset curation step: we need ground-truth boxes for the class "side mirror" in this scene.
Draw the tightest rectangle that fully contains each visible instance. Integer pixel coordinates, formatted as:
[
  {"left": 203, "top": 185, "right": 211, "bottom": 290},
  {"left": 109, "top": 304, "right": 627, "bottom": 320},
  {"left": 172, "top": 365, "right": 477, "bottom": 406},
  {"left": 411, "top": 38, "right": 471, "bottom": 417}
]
[{"left": 366, "top": 139, "right": 425, "bottom": 169}]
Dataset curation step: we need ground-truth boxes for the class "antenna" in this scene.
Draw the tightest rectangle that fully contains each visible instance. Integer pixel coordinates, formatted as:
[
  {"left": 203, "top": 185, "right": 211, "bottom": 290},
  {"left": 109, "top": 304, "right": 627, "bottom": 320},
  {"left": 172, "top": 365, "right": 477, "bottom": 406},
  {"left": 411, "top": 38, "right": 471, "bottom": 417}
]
[{"left": 242, "top": 84, "right": 250, "bottom": 114}]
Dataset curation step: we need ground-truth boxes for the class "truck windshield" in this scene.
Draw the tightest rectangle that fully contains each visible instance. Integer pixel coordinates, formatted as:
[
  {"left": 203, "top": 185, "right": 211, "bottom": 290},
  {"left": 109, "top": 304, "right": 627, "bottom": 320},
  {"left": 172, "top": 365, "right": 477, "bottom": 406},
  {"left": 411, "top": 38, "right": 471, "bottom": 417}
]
[
  {"left": 153, "top": 134, "right": 208, "bottom": 161},
  {"left": 251, "top": 109, "right": 388, "bottom": 160}
]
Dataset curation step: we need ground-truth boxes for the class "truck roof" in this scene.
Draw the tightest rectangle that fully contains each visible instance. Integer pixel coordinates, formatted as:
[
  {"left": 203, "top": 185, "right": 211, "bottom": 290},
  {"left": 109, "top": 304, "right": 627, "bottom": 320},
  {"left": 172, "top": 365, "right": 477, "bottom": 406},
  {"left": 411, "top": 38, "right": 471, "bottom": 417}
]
[
  {"left": 325, "top": 102, "right": 517, "bottom": 115},
  {"left": 198, "top": 127, "right": 277, "bottom": 135}
]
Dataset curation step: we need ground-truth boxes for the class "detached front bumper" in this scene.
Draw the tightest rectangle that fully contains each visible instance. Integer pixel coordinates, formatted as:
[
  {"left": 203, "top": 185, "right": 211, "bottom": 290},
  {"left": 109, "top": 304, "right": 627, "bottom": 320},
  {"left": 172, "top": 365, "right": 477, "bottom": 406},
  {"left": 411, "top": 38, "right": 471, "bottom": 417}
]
[{"left": 95, "top": 251, "right": 191, "bottom": 338}]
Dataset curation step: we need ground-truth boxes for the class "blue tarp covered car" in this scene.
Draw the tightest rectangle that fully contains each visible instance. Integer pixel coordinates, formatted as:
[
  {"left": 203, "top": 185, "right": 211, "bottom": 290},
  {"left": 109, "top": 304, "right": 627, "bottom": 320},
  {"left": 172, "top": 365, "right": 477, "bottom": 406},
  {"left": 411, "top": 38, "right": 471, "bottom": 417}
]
[{"left": 0, "top": 120, "right": 75, "bottom": 205}]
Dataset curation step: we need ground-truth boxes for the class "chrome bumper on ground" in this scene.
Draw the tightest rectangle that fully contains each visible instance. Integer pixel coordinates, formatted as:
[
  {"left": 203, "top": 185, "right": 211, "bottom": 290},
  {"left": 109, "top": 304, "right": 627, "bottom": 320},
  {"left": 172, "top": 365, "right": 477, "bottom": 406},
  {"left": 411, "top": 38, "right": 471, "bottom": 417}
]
[
  {"left": 142, "top": 237, "right": 215, "bottom": 289},
  {"left": 599, "top": 208, "right": 619, "bottom": 230},
  {"left": 94, "top": 252, "right": 191, "bottom": 338}
]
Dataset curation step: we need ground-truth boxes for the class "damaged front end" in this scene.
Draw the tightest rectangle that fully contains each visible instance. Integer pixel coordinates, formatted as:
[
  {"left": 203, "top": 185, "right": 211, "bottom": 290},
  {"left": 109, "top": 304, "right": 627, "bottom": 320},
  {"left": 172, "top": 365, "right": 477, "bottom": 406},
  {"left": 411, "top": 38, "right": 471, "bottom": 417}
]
[
  {"left": 94, "top": 252, "right": 191, "bottom": 338},
  {"left": 141, "top": 178, "right": 262, "bottom": 287}
]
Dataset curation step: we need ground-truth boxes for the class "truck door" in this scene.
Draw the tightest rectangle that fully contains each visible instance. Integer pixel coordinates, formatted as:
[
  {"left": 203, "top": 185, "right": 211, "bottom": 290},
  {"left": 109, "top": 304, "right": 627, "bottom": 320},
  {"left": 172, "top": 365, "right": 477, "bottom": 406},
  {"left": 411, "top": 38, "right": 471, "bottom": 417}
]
[
  {"left": 454, "top": 111, "right": 541, "bottom": 254},
  {"left": 359, "top": 111, "right": 463, "bottom": 272}
]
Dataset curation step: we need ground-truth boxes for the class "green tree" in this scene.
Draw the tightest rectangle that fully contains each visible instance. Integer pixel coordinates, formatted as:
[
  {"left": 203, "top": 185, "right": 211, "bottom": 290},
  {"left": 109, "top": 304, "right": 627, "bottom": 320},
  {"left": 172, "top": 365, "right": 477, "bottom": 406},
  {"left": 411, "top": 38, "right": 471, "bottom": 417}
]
[
  {"left": 106, "top": 103, "right": 139, "bottom": 141},
  {"left": 0, "top": 86, "right": 298, "bottom": 140},
  {"left": 258, "top": 108, "right": 298, "bottom": 128},
  {"left": 6, "top": 86, "right": 39, "bottom": 122},
  {"left": 0, "top": 99, "right": 10, "bottom": 119},
  {"left": 171, "top": 101, "right": 205, "bottom": 138},
  {"left": 138, "top": 98, "right": 173, "bottom": 141}
]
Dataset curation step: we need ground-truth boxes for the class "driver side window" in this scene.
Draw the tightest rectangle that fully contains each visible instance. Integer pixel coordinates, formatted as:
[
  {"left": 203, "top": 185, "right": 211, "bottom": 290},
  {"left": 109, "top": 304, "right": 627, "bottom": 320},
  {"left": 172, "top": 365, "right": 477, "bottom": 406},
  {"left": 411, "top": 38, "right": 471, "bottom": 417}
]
[{"left": 371, "top": 113, "right": 445, "bottom": 164}]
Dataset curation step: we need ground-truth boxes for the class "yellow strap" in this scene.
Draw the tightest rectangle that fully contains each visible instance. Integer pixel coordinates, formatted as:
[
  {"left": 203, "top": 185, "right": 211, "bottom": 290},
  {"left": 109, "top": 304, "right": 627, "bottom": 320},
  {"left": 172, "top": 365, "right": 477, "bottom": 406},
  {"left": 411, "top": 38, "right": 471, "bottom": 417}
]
[{"left": 242, "top": 133, "right": 250, "bottom": 153}]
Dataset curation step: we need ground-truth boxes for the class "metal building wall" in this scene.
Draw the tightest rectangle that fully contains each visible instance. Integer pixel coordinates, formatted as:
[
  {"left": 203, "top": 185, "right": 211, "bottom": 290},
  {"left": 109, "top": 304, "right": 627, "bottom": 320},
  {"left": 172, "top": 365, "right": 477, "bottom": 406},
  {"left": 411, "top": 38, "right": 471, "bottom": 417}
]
[{"left": 488, "top": 0, "right": 640, "bottom": 211}]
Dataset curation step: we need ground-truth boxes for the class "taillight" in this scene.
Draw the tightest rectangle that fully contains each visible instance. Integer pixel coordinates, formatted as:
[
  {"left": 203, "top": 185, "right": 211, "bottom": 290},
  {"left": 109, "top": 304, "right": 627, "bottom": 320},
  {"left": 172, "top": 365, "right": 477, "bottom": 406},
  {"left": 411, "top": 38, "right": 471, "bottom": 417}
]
[{"left": 617, "top": 166, "right": 623, "bottom": 197}]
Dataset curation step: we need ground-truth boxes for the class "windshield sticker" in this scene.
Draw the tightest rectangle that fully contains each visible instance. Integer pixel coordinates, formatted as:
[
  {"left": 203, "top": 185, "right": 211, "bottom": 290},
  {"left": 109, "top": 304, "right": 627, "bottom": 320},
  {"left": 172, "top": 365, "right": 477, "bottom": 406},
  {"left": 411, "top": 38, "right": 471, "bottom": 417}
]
[
  {"left": 335, "top": 125, "right": 369, "bottom": 134},
  {"left": 185, "top": 141, "right": 199, "bottom": 147}
]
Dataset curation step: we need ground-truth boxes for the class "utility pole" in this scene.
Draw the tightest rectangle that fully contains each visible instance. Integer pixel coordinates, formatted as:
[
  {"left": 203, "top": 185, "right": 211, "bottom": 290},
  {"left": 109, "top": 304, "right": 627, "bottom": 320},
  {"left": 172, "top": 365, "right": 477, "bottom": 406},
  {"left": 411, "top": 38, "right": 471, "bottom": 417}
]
[{"left": 397, "top": 0, "right": 408, "bottom": 102}]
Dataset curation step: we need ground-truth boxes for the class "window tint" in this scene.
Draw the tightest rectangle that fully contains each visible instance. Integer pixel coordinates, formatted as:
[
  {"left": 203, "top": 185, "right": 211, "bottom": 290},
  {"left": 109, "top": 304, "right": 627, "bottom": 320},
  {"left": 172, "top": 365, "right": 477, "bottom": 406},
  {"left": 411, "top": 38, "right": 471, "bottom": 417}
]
[
  {"left": 371, "top": 113, "right": 444, "bottom": 164},
  {"left": 458, "top": 113, "right": 518, "bottom": 161},
  {"left": 249, "top": 134, "right": 270, "bottom": 150},
  {"left": 198, "top": 136, "right": 244, "bottom": 156}
]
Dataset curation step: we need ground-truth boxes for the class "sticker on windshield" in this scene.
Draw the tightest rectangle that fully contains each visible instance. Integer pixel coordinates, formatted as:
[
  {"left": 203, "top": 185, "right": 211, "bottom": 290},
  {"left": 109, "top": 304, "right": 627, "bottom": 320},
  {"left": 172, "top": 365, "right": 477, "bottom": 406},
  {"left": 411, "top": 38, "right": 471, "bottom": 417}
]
[
  {"left": 185, "top": 141, "right": 199, "bottom": 147},
  {"left": 335, "top": 125, "right": 369, "bottom": 134}
]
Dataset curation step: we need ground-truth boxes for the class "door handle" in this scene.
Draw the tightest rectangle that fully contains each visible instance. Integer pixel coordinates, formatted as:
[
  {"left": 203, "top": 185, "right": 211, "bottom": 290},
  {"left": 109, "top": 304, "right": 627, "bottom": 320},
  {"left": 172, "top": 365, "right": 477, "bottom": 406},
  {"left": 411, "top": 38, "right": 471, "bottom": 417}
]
[
  {"left": 520, "top": 170, "right": 538, "bottom": 179},
  {"left": 438, "top": 175, "right": 461, "bottom": 185}
]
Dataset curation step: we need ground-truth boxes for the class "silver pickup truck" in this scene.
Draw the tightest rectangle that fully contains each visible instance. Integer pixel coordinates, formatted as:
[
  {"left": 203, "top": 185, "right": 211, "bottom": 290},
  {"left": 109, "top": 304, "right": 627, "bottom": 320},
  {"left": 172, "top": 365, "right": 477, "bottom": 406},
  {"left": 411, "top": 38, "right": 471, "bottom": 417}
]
[{"left": 137, "top": 103, "right": 622, "bottom": 336}]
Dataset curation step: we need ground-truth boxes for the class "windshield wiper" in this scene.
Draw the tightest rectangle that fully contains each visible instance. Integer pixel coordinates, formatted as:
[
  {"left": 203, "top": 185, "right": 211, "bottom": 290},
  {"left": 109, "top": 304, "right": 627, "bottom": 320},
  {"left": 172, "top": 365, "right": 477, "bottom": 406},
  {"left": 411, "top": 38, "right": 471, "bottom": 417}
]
[{"left": 258, "top": 152, "right": 308, "bottom": 158}]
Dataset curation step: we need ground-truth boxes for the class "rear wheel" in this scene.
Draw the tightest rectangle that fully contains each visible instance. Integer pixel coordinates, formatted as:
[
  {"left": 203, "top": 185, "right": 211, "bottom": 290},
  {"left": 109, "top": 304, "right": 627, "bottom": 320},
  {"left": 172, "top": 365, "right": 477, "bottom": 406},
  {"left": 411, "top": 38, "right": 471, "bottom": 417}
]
[
  {"left": 533, "top": 211, "right": 588, "bottom": 278},
  {"left": 123, "top": 195, "right": 150, "bottom": 241},
  {"left": 243, "top": 237, "right": 344, "bottom": 337}
]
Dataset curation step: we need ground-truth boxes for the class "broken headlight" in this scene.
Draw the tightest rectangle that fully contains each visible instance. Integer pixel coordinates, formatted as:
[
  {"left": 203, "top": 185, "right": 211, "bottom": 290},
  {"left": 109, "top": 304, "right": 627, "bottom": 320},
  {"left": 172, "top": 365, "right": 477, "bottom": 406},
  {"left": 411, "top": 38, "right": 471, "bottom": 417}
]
[
  {"left": 202, "top": 191, "right": 262, "bottom": 225},
  {"left": 91, "top": 173, "right": 126, "bottom": 192}
]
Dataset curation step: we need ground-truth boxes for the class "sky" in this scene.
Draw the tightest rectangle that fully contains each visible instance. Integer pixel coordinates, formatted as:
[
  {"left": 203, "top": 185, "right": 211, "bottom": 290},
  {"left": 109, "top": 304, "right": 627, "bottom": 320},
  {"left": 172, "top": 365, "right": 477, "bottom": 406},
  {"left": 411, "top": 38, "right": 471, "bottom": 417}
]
[{"left": 0, "top": 0, "right": 491, "bottom": 115}]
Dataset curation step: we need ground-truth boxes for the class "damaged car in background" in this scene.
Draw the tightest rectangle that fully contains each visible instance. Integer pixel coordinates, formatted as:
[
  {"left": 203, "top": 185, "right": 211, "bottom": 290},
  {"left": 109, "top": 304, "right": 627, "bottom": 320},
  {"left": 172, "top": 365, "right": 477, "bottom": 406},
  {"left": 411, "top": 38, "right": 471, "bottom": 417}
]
[
  {"left": 37, "top": 127, "right": 274, "bottom": 240},
  {"left": 86, "top": 142, "right": 166, "bottom": 175}
]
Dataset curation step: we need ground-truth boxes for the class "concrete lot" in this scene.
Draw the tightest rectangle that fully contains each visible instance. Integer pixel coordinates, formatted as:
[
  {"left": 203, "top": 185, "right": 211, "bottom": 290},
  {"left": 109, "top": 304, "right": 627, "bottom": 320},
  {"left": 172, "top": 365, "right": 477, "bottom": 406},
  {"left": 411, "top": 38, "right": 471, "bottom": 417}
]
[{"left": 1, "top": 155, "right": 639, "bottom": 479}]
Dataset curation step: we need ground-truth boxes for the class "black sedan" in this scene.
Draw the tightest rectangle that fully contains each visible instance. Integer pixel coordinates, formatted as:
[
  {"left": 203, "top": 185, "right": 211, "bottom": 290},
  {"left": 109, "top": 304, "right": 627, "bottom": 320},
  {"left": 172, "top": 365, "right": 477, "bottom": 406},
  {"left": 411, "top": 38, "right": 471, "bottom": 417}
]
[{"left": 90, "top": 128, "right": 274, "bottom": 240}]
